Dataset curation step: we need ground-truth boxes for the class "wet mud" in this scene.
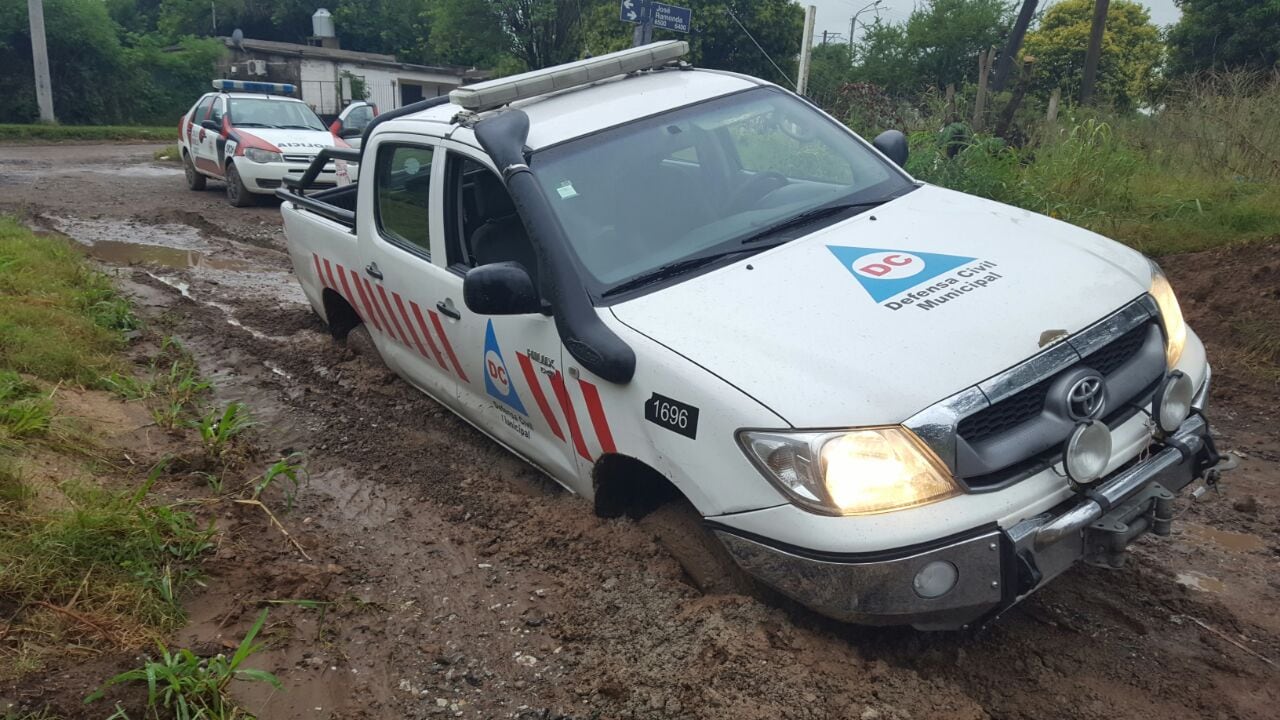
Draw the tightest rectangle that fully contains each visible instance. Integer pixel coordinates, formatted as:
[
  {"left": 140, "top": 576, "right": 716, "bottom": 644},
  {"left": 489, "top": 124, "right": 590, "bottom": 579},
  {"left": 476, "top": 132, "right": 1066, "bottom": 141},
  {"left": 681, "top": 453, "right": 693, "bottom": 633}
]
[{"left": 1, "top": 142, "right": 1276, "bottom": 719}]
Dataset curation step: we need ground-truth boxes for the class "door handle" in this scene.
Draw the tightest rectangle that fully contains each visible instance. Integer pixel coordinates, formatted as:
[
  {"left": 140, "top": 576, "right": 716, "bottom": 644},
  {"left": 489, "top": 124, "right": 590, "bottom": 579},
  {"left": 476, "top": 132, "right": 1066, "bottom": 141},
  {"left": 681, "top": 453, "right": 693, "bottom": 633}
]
[
  {"left": 365, "top": 262, "right": 383, "bottom": 280},
  {"left": 436, "top": 299, "right": 461, "bottom": 320}
]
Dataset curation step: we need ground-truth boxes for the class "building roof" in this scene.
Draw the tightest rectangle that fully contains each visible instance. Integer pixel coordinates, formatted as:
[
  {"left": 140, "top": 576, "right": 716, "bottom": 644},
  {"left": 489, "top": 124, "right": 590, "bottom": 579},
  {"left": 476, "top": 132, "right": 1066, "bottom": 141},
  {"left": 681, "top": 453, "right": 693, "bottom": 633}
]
[{"left": 220, "top": 37, "right": 489, "bottom": 80}]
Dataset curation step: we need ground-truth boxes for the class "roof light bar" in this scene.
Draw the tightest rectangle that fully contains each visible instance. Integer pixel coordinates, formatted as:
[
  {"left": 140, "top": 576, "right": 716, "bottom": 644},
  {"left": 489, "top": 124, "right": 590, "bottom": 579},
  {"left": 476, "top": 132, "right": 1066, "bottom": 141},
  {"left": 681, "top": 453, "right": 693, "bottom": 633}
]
[
  {"left": 449, "top": 40, "right": 689, "bottom": 112},
  {"left": 213, "top": 79, "right": 297, "bottom": 94}
]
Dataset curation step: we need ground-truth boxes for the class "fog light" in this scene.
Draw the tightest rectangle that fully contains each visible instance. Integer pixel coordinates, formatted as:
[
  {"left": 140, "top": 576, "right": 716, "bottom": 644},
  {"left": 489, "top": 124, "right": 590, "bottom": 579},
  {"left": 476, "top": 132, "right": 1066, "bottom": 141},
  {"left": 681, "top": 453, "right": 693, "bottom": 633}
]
[
  {"left": 1153, "top": 371, "right": 1194, "bottom": 434},
  {"left": 913, "top": 560, "right": 958, "bottom": 599},
  {"left": 1064, "top": 421, "right": 1112, "bottom": 484}
]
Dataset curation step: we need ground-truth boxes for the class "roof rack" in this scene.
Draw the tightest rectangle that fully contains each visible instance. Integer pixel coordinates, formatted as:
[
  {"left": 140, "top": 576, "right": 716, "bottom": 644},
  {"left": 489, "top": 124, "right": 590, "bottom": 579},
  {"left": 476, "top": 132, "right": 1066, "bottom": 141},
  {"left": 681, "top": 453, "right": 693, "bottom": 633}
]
[
  {"left": 212, "top": 79, "right": 297, "bottom": 95},
  {"left": 449, "top": 40, "right": 689, "bottom": 113}
]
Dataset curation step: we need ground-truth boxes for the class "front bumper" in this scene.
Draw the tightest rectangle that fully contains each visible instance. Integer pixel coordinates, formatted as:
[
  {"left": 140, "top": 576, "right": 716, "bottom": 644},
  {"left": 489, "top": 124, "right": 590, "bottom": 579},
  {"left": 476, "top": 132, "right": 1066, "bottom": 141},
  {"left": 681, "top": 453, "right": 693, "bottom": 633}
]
[
  {"left": 237, "top": 159, "right": 357, "bottom": 193},
  {"left": 713, "top": 410, "right": 1219, "bottom": 630}
]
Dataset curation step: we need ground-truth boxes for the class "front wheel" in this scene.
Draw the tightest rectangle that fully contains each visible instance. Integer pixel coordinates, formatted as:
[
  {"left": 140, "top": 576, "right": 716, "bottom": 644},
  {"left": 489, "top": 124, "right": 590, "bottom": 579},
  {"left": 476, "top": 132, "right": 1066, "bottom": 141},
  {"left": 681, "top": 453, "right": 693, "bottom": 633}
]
[
  {"left": 183, "top": 153, "right": 206, "bottom": 190},
  {"left": 225, "top": 162, "right": 255, "bottom": 207},
  {"left": 640, "top": 499, "right": 758, "bottom": 596}
]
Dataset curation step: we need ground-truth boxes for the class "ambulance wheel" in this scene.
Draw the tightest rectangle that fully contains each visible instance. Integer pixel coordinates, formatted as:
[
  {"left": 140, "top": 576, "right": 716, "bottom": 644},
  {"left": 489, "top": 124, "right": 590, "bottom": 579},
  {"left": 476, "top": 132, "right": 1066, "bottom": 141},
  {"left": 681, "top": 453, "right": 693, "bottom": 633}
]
[
  {"left": 640, "top": 499, "right": 758, "bottom": 596},
  {"left": 183, "top": 153, "right": 206, "bottom": 191},
  {"left": 225, "top": 162, "right": 255, "bottom": 207}
]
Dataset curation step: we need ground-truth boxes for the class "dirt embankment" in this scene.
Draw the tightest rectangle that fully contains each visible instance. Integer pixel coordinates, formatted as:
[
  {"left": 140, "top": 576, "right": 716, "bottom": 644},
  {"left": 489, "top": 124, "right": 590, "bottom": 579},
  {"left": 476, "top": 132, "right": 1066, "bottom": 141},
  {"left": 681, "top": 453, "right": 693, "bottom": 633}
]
[{"left": 1, "top": 143, "right": 1277, "bottom": 719}]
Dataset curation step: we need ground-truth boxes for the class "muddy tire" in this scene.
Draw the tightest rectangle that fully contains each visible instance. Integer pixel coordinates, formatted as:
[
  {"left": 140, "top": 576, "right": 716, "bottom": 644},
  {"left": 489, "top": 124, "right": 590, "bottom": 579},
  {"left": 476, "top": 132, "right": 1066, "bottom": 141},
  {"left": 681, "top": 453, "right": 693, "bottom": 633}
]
[
  {"left": 225, "top": 162, "right": 255, "bottom": 207},
  {"left": 183, "top": 153, "right": 206, "bottom": 190},
  {"left": 344, "top": 324, "right": 379, "bottom": 358},
  {"left": 641, "top": 499, "right": 758, "bottom": 596}
]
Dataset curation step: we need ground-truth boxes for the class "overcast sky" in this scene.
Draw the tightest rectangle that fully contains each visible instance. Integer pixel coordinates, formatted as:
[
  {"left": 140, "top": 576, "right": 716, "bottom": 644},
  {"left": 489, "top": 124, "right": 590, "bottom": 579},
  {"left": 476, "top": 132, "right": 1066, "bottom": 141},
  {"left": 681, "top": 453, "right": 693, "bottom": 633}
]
[{"left": 805, "top": 0, "right": 1182, "bottom": 45}]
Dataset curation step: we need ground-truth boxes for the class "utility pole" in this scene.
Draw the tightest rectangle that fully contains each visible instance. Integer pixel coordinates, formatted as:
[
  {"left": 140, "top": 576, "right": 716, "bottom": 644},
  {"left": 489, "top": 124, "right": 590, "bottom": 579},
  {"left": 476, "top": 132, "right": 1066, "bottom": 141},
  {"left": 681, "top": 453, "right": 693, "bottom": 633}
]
[
  {"left": 27, "top": 0, "right": 55, "bottom": 123},
  {"left": 1081, "top": 0, "right": 1110, "bottom": 104},
  {"left": 847, "top": 0, "right": 881, "bottom": 56},
  {"left": 796, "top": 5, "right": 816, "bottom": 96},
  {"left": 992, "top": 0, "right": 1038, "bottom": 92}
]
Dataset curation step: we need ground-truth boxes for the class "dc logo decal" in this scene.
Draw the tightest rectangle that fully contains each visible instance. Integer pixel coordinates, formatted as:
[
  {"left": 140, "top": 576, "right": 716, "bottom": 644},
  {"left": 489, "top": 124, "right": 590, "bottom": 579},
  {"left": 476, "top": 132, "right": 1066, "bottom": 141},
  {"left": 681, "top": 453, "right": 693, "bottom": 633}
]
[
  {"left": 851, "top": 252, "right": 924, "bottom": 281},
  {"left": 483, "top": 320, "right": 527, "bottom": 414},
  {"left": 828, "top": 245, "right": 975, "bottom": 302}
]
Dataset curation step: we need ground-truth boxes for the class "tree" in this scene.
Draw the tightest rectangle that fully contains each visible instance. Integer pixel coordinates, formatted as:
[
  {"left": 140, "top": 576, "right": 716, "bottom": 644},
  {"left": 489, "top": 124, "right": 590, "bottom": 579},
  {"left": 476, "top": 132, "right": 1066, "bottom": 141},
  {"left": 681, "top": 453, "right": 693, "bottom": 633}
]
[
  {"left": 848, "top": 0, "right": 1013, "bottom": 94},
  {"left": 1023, "top": 0, "right": 1161, "bottom": 110},
  {"left": 1168, "top": 0, "right": 1280, "bottom": 74}
]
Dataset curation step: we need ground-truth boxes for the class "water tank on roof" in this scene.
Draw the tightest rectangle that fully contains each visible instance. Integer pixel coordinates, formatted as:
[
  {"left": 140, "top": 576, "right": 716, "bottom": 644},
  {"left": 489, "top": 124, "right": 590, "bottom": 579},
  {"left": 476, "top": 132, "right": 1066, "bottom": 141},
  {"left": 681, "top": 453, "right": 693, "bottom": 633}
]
[{"left": 312, "top": 9, "right": 335, "bottom": 38}]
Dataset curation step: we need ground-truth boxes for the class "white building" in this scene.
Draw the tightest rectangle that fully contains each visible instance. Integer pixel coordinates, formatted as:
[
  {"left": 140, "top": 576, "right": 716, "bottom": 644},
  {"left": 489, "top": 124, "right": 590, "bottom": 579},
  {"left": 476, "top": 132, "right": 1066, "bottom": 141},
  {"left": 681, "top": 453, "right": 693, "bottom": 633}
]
[{"left": 218, "top": 37, "right": 488, "bottom": 118}]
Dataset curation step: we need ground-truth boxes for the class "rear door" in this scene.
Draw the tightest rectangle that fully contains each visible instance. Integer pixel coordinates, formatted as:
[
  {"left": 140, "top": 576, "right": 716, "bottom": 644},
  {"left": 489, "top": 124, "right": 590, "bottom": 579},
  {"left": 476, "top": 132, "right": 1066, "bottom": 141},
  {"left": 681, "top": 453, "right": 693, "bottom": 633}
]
[
  {"left": 194, "top": 96, "right": 225, "bottom": 177},
  {"left": 355, "top": 132, "right": 465, "bottom": 404},
  {"left": 187, "top": 95, "right": 219, "bottom": 177}
]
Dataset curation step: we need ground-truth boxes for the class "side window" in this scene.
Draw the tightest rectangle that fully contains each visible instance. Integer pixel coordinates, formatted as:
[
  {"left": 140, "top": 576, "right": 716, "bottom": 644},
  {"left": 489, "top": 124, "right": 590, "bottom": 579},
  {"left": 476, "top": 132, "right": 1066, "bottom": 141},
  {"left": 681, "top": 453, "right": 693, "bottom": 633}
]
[
  {"left": 346, "top": 105, "right": 374, "bottom": 131},
  {"left": 192, "top": 96, "right": 214, "bottom": 123},
  {"left": 443, "top": 152, "right": 531, "bottom": 280},
  {"left": 375, "top": 143, "right": 435, "bottom": 257}
]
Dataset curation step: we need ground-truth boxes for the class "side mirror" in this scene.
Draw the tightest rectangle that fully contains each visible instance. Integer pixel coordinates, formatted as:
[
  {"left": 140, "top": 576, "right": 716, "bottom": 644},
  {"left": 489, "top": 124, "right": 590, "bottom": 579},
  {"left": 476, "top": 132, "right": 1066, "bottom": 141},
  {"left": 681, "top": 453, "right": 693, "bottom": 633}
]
[
  {"left": 463, "top": 261, "right": 540, "bottom": 315},
  {"left": 200, "top": 119, "right": 220, "bottom": 132},
  {"left": 873, "top": 129, "right": 908, "bottom": 169},
  {"left": 338, "top": 126, "right": 363, "bottom": 139}
]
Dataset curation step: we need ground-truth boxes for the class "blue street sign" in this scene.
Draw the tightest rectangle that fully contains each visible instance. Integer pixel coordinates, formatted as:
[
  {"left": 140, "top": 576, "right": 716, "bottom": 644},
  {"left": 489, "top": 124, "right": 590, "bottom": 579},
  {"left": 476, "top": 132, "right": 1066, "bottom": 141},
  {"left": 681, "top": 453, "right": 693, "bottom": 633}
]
[
  {"left": 651, "top": 2, "right": 692, "bottom": 33},
  {"left": 619, "top": 0, "right": 646, "bottom": 24}
]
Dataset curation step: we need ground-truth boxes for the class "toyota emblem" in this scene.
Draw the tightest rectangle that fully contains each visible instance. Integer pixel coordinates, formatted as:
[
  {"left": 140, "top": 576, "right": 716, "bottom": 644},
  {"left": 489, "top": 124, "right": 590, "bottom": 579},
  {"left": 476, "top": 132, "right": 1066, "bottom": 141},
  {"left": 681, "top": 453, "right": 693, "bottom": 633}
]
[{"left": 1066, "top": 374, "right": 1106, "bottom": 421}]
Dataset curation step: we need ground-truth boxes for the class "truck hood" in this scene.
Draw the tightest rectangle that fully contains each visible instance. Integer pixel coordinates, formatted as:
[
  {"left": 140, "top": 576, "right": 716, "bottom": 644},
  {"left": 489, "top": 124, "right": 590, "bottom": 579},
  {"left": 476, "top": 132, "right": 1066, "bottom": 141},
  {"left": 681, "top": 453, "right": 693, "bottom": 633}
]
[{"left": 610, "top": 185, "right": 1154, "bottom": 427}]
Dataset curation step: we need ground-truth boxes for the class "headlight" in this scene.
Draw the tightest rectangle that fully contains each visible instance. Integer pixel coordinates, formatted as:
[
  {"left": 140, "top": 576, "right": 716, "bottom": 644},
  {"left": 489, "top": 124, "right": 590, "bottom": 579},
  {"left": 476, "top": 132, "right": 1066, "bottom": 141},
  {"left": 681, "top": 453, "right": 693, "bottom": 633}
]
[
  {"left": 738, "top": 426, "right": 960, "bottom": 516},
  {"left": 1149, "top": 261, "right": 1186, "bottom": 369},
  {"left": 243, "top": 147, "right": 282, "bottom": 163}
]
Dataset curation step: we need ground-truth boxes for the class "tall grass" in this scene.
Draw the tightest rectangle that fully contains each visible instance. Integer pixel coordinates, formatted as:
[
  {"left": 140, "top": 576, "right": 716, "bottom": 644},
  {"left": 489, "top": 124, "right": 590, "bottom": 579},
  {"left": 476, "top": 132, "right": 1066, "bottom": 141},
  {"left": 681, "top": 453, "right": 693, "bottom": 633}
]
[{"left": 855, "top": 71, "right": 1280, "bottom": 256}]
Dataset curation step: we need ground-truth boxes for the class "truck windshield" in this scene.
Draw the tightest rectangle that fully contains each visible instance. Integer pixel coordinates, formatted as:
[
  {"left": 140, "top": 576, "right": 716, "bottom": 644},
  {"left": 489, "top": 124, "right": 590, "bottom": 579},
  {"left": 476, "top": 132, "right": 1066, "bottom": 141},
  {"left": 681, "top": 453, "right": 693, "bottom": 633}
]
[
  {"left": 529, "top": 86, "right": 914, "bottom": 297},
  {"left": 228, "top": 98, "right": 326, "bottom": 130}
]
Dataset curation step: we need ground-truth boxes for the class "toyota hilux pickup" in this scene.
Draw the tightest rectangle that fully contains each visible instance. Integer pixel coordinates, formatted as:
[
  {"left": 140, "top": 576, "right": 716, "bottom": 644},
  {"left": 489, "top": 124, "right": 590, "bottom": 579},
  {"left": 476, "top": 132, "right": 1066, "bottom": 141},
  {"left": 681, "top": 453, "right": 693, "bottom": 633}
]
[{"left": 275, "top": 42, "right": 1220, "bottom": 630}]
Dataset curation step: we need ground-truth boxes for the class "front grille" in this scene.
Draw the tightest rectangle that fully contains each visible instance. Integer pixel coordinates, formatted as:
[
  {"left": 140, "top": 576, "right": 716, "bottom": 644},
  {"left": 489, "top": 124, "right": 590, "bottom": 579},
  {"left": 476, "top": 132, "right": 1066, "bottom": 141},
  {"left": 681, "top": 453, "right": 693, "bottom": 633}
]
[
  {"left": 283, "top": 154, "right": 315, "bottom": 164},
  {"left": 958, "top": 321, "right": 1155, "bottom": 446},
  {"left": 1081, "top": 322, "right": 1149, "bottom": 375},
  {"left": 957, "top": 378, "right": 1051, "bottom": 443}
]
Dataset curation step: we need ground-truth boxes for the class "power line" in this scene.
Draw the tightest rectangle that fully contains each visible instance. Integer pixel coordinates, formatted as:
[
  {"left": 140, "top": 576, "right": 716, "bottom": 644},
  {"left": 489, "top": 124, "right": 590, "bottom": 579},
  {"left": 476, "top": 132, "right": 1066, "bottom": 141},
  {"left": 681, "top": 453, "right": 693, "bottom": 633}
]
[{"left": 723, "top": 7, "right": 797, "bottom": 90}]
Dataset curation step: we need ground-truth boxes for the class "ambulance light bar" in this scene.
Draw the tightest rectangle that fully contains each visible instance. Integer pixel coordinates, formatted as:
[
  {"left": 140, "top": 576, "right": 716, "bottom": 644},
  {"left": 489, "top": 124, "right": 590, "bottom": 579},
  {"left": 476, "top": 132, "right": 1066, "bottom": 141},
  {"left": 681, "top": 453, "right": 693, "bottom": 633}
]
[
  {"left": 449, "top": 41, "right": 689, "bottom": 113},
  {"left": 212, "top": 79, "right": 296, "bottom": 95}
]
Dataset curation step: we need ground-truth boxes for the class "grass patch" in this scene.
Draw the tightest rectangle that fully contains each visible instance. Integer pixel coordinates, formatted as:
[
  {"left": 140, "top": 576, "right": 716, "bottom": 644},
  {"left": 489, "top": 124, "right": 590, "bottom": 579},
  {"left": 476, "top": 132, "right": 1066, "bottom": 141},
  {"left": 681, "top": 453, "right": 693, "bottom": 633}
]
[
  {"left": 154, "top": 144, "right": 180, "bottom": 162},
  {"left": 0, "top": 125, "right": 173, "bottom": 143},
  {"left": 0, "top": 217, "right": 137, "bottom": 385},
  {"left": 86, "top": 609, "right": 279, "bottom": 720}
]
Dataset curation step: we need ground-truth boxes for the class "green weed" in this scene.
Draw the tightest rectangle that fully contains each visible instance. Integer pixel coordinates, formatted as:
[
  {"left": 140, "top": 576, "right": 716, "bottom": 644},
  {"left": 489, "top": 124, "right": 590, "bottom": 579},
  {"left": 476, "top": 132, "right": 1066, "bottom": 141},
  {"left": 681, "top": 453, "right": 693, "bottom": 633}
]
[
  {"left": 193, "top": 403, "right": 255, "bottom": 459},
  {"left": 252, "top": 453, "right": 306, "bottom": 511},
  {"left": 85, "top": 609, "right": 281, "bottom": 720}
]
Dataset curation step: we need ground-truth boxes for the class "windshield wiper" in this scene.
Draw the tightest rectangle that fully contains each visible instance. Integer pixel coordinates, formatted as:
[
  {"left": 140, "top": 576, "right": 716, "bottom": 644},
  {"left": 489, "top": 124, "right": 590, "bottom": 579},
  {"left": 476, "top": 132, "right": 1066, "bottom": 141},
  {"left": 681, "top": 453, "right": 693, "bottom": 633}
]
[
  {"left": 233, "top": 122, "right": 277, "bottom": 128},
  {"left": 602, "top": 243, "right": 785, "bottom": 298},
  {"left": 278, "top": 124, "right": 320, "bottom": 130},
  {"left": 738, "top": 200, "right": 887, "bottom": 245}
]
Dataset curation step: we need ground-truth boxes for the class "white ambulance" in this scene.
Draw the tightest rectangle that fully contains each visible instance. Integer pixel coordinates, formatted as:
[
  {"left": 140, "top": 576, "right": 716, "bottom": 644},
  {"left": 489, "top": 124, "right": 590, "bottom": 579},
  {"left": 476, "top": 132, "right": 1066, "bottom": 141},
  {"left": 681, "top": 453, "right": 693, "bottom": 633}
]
[
  {"left": 179, "top": 80, "right": 355, "bottom": 207},
  {"left": 275, "top": 43, "right": 1220, "bottom": 629}
]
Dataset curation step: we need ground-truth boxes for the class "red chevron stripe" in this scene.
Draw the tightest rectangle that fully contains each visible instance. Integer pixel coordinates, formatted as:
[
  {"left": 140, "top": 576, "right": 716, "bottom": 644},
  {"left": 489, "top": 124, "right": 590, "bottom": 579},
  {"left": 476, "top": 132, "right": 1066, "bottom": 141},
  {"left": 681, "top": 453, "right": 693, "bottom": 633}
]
[
  {"left": 348, "top": 268, "right": 384, "bottom": 333},
  {"left": 392, "top": 291, "right": 432, "bottom": 360},
  {"left": 517, "top": 353, "right": 564, "bottom": 441},
  {"left": 408, "top": 301, "right": 448, "bottom": 370},
  {"left": 333, "top": 263, "right": 362, "bottom": 321},
  {"left": 429, "top": 310, "right": 469, "bottom": 382},
  {"left": 360, "top": 275, "right": 394, "bottom": 333},
  {"left": 321, "top": 258, "right": 340, "bottom": 290},
  {"left": 375, "top": 284, "right": 412, "bottom": 346},
  {"left": 312, "top": 254, "right": 327, "bottom": 288},
  {"left": 578, "top": 379, "right": 616, "bottom": 455},
  {"left": 550, "top": 371, "right": 591, "bottom": 461}
]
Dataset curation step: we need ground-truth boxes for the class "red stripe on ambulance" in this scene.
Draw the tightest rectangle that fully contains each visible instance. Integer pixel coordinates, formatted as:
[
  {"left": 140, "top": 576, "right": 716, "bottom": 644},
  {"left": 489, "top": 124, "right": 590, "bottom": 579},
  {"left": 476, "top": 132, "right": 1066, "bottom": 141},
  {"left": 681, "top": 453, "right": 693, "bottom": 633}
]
[
  {"left": 429, "top": 310, "right": 469, "bottom": 382},
  {"left": 578, "top": 380, "right": 616, "bottom": 455}
]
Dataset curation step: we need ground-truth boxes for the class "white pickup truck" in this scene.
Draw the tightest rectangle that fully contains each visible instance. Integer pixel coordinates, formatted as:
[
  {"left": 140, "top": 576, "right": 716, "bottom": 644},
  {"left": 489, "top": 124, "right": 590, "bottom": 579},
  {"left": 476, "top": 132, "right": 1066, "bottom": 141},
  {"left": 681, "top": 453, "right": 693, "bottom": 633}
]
[{"left": 277, "top": 42, "right": 1220, "bottom": 630}]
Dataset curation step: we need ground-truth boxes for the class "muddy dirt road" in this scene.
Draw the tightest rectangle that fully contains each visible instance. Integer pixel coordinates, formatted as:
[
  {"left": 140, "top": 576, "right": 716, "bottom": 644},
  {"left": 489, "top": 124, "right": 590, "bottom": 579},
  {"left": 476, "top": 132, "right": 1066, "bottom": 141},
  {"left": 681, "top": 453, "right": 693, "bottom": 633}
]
[{"left": 2, "top": 143, "right": 1277, "bottom": 719}]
